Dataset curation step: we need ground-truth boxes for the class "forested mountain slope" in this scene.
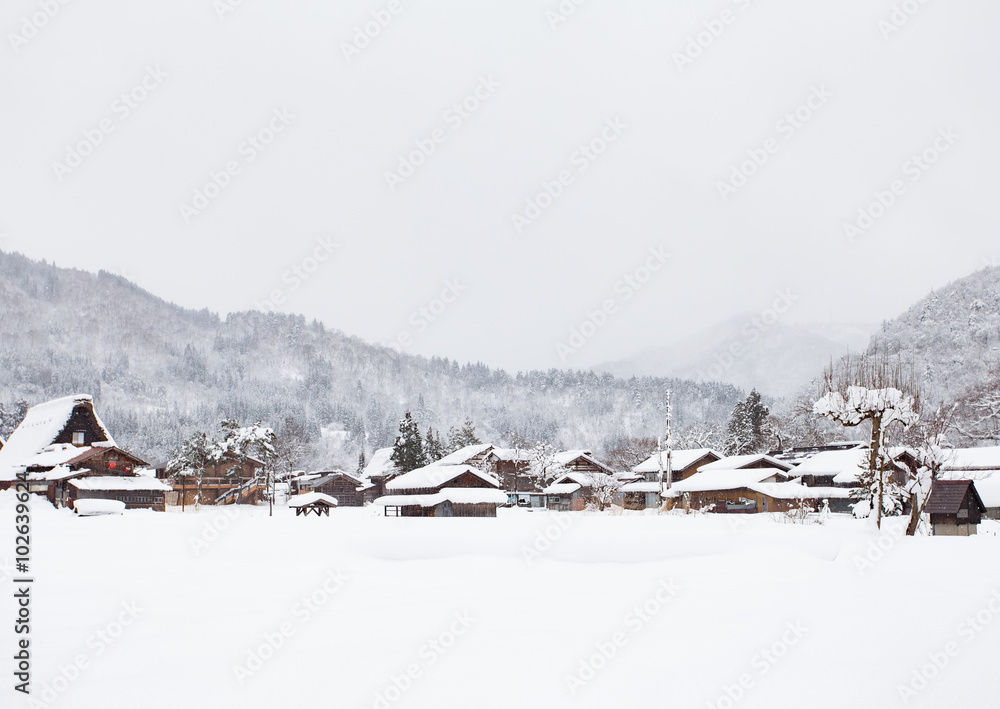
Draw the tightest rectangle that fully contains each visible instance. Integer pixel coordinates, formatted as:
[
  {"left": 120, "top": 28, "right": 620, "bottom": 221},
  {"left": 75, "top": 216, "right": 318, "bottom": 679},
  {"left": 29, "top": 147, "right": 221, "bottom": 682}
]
[{"left": 0, "top": 251, "right": 743, "bottom": 467}]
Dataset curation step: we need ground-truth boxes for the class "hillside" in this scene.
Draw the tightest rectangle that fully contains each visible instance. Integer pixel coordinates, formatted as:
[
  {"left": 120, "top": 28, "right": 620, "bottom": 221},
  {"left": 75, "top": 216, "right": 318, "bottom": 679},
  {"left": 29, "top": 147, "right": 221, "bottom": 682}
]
[
  {"left": 0, "top": 251, "right": 743, "bottom": 467},
  {"left": 871, "top": 265, "right": 1000, "bottom": 406}
]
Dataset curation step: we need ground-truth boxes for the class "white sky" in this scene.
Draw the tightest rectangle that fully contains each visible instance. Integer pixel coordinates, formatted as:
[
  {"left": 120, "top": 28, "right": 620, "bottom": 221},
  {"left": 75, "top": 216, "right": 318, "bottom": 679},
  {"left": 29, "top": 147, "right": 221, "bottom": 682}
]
[{"left": 2, "top": 0, "right": 998, "bottom": 372}]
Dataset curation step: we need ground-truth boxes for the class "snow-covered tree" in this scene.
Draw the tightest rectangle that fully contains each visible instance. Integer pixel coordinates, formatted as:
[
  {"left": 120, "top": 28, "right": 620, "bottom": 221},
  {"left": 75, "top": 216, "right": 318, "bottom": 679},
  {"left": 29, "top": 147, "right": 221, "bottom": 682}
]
[
  {"left": 528, "top": 440, "right": 560, "bottom": 488},
  {"left": 424, "top": 426, "right": 445, "bottom": 462},
  {"left": 391, "top": 411, "right": 427, "bottom": 473},
  {"left": 725, "top": 389, "right": 771, "bottom": 455},
  {"left": 446, "top": 418, "right": 481, "bottom": 452},
  {"left": 604, "top": 436, "right": 658, "bottom": 472},
  {"left": 589, "top": 475, "right": 621, "bottom": 511},
  {"left": 165, "top": 431, "right": 218, "bottom": 508},
  {"left": 814, "top": 351, "right": 920, "bottom": 529},
  {"left": 951, "top": 367, "right": 1000, "bottom": 445}
]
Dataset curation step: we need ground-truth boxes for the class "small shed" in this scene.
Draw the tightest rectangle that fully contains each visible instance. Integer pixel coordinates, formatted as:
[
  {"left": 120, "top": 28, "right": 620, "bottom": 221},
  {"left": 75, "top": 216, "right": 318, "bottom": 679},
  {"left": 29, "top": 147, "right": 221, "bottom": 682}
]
[
  {"left": 288, "top": 492, "right": 338, "bottom": 517},
  {"left": 925, "top": 480, "right": 985, "bottom": 536}
]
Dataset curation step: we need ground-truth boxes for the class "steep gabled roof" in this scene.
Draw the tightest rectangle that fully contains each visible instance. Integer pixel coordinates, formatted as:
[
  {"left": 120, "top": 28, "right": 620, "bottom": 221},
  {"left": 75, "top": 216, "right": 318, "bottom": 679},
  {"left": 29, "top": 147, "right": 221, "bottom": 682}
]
[
  {"left": 386, "top": 464, "right": 500, "bottom": 492},
  {"left": 429, "top": 444, "right": 494, "bottom": 467},
  {"left": 925, "top": 480, "right": 985, "bottom": 515},
  {"left": 633, "top": 449, "right": 722, "bottom": 474},
  {"left": 553, "top": 450, "right": 613, "bottom": 474},
  {"left": 699, "top": 453, "right": 793, "bottom": 473},
  {"left": 0, "top": 395, "right": 115, "bottom": 482},
  {"left": 362, "top": 448, "right": 398, "bottom": 480}
]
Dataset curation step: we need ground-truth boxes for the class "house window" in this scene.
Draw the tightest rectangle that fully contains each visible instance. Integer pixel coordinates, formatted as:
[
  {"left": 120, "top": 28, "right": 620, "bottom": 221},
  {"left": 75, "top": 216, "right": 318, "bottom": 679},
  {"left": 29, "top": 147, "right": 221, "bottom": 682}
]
[
  {"left": 73, "top": 431, "right": 85, "bottom": 445},
  {"left": 958, "top": 509, "right": 969, "bottom": 519}
]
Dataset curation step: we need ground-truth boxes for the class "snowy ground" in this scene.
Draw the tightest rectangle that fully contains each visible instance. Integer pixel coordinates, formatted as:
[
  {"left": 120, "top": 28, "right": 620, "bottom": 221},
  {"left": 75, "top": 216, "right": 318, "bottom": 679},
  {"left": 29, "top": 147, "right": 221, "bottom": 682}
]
[{"left": 3, "top": 493, "right": 999, "bottom": 709}]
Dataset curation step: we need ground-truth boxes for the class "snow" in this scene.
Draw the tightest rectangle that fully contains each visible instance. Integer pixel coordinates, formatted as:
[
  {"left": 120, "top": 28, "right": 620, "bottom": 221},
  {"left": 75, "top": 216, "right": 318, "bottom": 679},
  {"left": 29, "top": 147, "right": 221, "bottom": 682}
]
[
  {"left": 373, "top": 488, "right": 510, "bottom": 507},
  {"left": 748, "top": 482, "right": 854, "bottom": 500},
  {"left": 0, "top": 394, "right": 114, "bottom": 481},
  {"left": 540, "top": 482, "right": 582, "bottom": 495},
  {"left": 941, "top": 447, "right": 1000, "bottom": 471},
  {"left": 671, "top": 468, "right": 786, "bottom": 493},
  {"left": 973, "top": 478, "right": 1000, "bottom": 508},
  {"left": 633, "top": 448, "right": 721, "bottom": 473},
  {"left": 698, "top": 453, "right": 792, "bottom": 473},
  {"left": 552, "top": 450, "right": 612, "bottom": 472},
  {"left": 71, "top": 498, "right": 126, "bottom": 516},
  {"left": 68, "top": 476, "right": 174, "bottom": 492},
  {"left": 386, "top": 464, "right": 500, "bottom": 492},
  {"left": 287, "top": 492, "right": 338, "bottom": 508},
  {"left": 428, "top": 444, "right": 493, "bottom": 467},
  {"left": 361, "top": 447, "right": 397, "bottom": 479},
  {"left": 3, "top": 490, "right": 999, "bottom": 709},
  {"left": 620, "top": 481, "right": 662, "bottom": 493},
  {"left": 488, "top": 448, "right": 532, "bottom": 463}
]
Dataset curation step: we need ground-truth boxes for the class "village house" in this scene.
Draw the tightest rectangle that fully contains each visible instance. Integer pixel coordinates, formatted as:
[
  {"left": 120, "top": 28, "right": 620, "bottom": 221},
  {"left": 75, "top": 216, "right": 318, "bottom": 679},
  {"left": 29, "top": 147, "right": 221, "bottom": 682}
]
[
  {"left": 361, "top": 447, "right": 399, "bottom": 497},
  {"left": 157, "top": 449, "right": 268, "bottom": 508},
  {"left": 292, "top": 470, "right": 374, "bottom": 506},
  {"left": 485, "top": 448, "right": 533, "bottom": 491},
  {"left": 622, "top": 449, "right": 723, "bottom": 510},
  {"left": 552, "top": 450, "right": 614, "bottom": 476},
  {"left": 542, "top": 471, "right": 616, "bottom": 511},
  {"left": 374, "top": 464, "right": 508, "bottom": 517},
  {"left": 665, "top": 467, "right": 792, "bottom": 513},
  {"left": 0, "top": 394, "right": 170, "bottom": 511},
  {"left": 925, "top": 480, "right": 986, "bottom": 536},
  {"left": 430, "top": 443, "right": 494, "bottom": 468}
]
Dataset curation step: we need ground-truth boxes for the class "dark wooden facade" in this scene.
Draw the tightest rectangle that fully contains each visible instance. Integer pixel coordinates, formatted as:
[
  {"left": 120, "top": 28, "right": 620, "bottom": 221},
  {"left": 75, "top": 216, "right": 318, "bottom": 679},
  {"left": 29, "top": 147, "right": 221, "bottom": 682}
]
[
  {"left": 297, "top": 472, "right": 369, "bottom": 507},
  {"left": 926, "top": 480, "right": 985, "bottom": 536}
]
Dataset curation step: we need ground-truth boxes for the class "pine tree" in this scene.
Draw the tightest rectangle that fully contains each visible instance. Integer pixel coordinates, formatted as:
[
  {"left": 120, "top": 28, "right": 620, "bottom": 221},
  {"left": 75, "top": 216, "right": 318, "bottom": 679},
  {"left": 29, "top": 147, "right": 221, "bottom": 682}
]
[
  {"left": 425, "top": 426, "right": 445, "bottom": 461},
  {"left": 725, "top": 389, "right": 771, "bottom": 455},
  {"left": 391, "top": 412, "right": 428, "bottom": 473},
  {"left": 446, "top": 418, "right": 482, "bottom": 452},
  {"left": 357, "top": 449, "right": 366, "bottom": 475}
]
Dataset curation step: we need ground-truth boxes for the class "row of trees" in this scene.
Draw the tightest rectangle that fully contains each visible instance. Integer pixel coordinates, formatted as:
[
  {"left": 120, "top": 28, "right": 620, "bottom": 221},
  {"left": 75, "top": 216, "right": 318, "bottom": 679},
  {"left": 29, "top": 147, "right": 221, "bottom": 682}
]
[{"left": 389, "top": 413, "right": 484, "bottom": 473}]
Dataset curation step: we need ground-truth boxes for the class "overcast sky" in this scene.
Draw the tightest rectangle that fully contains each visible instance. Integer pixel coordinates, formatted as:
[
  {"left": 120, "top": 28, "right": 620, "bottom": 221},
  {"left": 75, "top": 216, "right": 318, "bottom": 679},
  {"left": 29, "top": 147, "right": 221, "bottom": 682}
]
[{"left": 2, "top": 0, "right": 998, "bottom": 372}]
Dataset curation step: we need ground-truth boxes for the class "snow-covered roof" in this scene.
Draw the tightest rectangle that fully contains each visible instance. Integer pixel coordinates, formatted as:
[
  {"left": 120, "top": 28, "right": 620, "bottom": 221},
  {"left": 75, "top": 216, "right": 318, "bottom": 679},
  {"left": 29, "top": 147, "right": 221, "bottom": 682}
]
[
  {"left": 27, "top": 465, "right": 84, "bottom": 482},
  {"left": 671, "top": 468, "right": 786, "bottom": 493},
  {"left": 699, "top": 453, "right": 793, "bottom": 473},
  {"left": 633, "top": 449, "right": 722, "bottom": 474},
  {"left": 620, "top": 481, "right": 662, "bottom": 493},
  {"left": 386, "top": 464, "right": 500, "bottom": 492},
  {"left": 73, "top": 499, "right": 126, "bottom": 516},
  {"left": 362, "top": 448, "right": 397, "bottom": 480},
  {"left": 291, "top": 473, "right": 322, "bottom": 483},
  {"left": 288, "top": 492, "right": 338, "bottom": 508},
  {"left": 541, "top": 482, "right": 582, "bottom": 495},
  {"left": 748, "top": 482, "right": 854, "bottom": 500},
  {"left": 429, "top": 444, "right": 493, "bottom": 467},
  {"left": 940, "top": 447, "right": 1000, "bottom": 471},
  {"left": 69, "top": 476, "right": 173, "bottom": 492},
  {"left": 488, "top": 448, "right": 533, "bottom": 463},
  {"left": 0, "top": 394, "right": 115, "bottom": 481},
  {"left": 373, "top": 487, "right": 509, "bottom": 507}
]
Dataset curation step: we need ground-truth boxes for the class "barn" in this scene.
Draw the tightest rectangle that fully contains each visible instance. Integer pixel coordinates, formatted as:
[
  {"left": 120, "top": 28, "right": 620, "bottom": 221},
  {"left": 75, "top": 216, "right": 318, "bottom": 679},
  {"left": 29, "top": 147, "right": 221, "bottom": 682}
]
[
  {"left": 294, "top": 470, "right": 373, "bottom": 507},
  {"left": 925, "top": 480, "right": 986, "bottom": 536},
  {"left": 374, "top": 464, "right": 508, "bottom": 517}
]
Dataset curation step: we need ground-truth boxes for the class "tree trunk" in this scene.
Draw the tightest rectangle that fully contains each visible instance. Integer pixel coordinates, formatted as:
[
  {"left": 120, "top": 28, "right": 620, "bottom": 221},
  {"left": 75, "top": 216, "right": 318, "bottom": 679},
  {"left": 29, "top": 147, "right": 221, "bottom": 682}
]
[
  {"left": 906, "top": 491, "right": 920, "bottom": 536},
  {"left": 869, "top": 416, "right": 883, "bottom": 530}
]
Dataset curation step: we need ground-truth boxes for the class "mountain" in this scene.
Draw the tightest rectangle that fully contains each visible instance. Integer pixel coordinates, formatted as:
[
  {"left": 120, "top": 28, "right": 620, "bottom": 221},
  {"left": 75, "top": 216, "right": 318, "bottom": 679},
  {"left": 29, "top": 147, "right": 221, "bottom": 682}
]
[
  {"left": 0, "top": 251, "right": 743, "bottom": 468},
  {"left": 871, "top": 265, "right": 1000, "bottom": 406},
  {"left": 597, "top": 315, "right": 875, "bottom": 399}
]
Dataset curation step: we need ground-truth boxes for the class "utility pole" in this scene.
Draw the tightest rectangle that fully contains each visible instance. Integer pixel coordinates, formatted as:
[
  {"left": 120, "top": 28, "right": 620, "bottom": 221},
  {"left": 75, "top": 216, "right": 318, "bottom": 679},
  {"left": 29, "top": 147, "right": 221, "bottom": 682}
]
[{"left": 659, "top": 390, "right": 673, "bottom": 504}]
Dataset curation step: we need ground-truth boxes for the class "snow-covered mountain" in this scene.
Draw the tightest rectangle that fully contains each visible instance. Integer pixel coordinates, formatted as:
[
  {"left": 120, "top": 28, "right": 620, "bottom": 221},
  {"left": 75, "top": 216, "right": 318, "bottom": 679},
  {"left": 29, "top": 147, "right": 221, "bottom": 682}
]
[
  {"left": 0, "top": 251, "right": 743, "bottom": 466},
  {"left": 597, "top": 316, "right": 875, "bottom": 399},
  {"left": 871, "top": 265, "right": 1000, "bottom": 405}
]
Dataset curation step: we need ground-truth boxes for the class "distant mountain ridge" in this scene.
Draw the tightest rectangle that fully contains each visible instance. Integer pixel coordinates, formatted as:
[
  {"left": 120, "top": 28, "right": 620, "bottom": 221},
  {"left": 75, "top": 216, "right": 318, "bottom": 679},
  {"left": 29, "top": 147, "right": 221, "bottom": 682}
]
[{"left": 0, "top": 251, "right": 743, "bottom": 467}]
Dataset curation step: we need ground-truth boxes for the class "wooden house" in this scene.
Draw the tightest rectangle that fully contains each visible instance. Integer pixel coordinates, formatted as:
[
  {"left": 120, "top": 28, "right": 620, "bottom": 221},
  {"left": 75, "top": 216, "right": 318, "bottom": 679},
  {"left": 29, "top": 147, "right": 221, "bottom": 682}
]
[
  {"left": 925, "top": 480, "right": 985, "bottom": 536},
  {"left": 622, "top": 449, "right": 723, "bottom": 510},
  {"left": 0, "top": 394, "right": 167, "bottom": 510},
  {"left": 552, "top": 450, "right": 613, "bottom": 476},
  {"left": 294, "top": 470, "right": 373, "bottom": 507},
  {"left": 430, "top": 443, "right": 494, "bottom": 468},
  {"left": 163, "top": 450, "right": 268, "bottom": 507},
  {"left": 361, "top": 447, "right": 399, "bottom": 497},
  {"left": 485, "top": 448, "right": 533, "bottom": 491},
  {"left": 374, "top": 464, "right": 508, "bottom": 517},
  {"left": 666, "top": 468, "right": 791, "bottom": 513},
  {"left": 542, "top": 471, "right": 615, "bottom": 511}
]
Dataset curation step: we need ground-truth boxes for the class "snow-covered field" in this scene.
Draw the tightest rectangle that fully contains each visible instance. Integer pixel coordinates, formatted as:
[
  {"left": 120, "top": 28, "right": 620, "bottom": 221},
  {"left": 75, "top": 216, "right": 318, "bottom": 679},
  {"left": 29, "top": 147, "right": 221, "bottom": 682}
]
[{"left": 3, "top": 493, "right": 999, "bottom": 709}]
